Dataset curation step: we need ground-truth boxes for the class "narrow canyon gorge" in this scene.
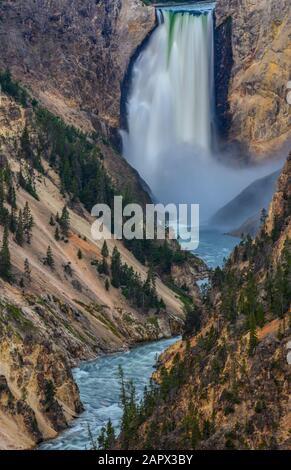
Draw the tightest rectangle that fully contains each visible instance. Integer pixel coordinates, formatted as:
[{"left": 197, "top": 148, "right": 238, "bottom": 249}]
[{"left": 0, "top": 0, "right": 290, "bottom": 452}]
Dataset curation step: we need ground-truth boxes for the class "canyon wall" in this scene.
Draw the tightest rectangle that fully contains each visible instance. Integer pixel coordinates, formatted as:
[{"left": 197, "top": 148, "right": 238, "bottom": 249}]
[
  {"left": 0, "top": 90, "right": 187, "bottom": 449},
  {"left": 216, "top": 0, "right": 291, "bottom": 156},
  {"left": 0, "top": 0, "right": 155, "bottom": 143},
  {"left": 116, "top": 152, "right": 291, "bottom": 450},
  {"left": 0, "top": 0, "right": 290, "bottom": 450}
]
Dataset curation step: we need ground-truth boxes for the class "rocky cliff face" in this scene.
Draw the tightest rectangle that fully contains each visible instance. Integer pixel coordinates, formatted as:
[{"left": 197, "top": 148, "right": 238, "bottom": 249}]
[
  {"left": 117, "top": 154, "right": 291, "bottom": 450},
  {"left": 266, "top": 153, "right": 291, "bottom": 241},
  {"left": 0, "top": 1, "right": 157, "bottom": 208},
  {"left": 0, "top": 89, "right": 188, "bottom": 449},
  {"left": 0, "top": 318, "right": 83, "bottom": 450},
  {"left": 0, "top": 0, "right": 155, "bottom": 143},
  {"left": 216, "top": 0, "right": 291, "bottom": 156},
  {"left": 131, "top": 318, "right": 290, "bottom": 450}
]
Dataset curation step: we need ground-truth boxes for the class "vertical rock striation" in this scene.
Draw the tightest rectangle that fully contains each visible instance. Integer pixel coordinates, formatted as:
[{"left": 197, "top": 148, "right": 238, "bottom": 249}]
[{"left": 215, "top": 0, "right": 291, "bottom": 156}]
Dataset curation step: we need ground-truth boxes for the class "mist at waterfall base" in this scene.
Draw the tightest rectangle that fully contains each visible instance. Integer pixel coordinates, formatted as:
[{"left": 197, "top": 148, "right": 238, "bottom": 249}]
[{"left": 121, "top": 7, "right": 281, "bottom": 224}]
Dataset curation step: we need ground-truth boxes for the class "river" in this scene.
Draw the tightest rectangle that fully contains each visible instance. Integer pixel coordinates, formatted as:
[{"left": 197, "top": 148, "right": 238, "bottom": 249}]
[
  {"left": 39, "top": 337, "right": 179, "bottom": 450},
  {"left": 39, "top": 228, "right": 237, "bottom": 450}
]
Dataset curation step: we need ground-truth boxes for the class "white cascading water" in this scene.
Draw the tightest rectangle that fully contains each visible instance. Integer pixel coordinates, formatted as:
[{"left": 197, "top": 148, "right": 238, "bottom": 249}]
[
  {"left": 122, "top": 7, "right": 214, "bottom": 189},
  {"left": 133, "top": 9, "right": 214, "bottom": 155},
  {"left": 122, "top": 4, "right": 279, "bottom": 220}
]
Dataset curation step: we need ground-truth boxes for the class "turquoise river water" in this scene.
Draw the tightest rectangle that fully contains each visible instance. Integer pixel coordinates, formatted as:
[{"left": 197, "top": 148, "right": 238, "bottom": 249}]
[{"left": 39, "top": 228, "right": 238, "bottom": 450}]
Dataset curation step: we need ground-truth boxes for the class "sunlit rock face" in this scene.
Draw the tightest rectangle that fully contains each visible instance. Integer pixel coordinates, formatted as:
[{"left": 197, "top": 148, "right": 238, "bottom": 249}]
[
  {"left": 0, "top": 0, "right": 155, "bottom": 142},
  {"left": 215, "top": 0, "right": 291, "bottom": 156}
]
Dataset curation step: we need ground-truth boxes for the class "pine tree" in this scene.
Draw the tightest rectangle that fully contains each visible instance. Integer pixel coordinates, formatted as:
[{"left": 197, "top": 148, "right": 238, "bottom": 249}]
[
  {"left": 77, "top": 249, "right": 83, "bottom": 260},
  {"left": 23, "top": 202, "right": 34, "bottom": 244},
  {"left": 260, "top": 208, "right": 268, "bottom": 226},
  {"left": 59, "top": 205, "right": 70, "bottom": 237},
  {"left": 248, "top": 312, "right": 258, "bottom": 356},
  {"left": 15, "top": 209, "right": 24, "bottom": 246},
  {"left": 256, "top": 303, "right": 265, "bottom": 327},
  {"left": 183, "top": 304, "right": 202, "bottom": 338},
  {"left": 45, "top": 246, "right": 55, "bottom": 269},
  {"left": 98, "top": 256, "right": 109, "bottom": 275},
  {"left": 101, "top": 240, "right": 109, "bottom": 258},
  {"left": 54, "top": 226, "right": 60, "bottom": 241},
  {"left": 97, "top": 419, "right": 116, "bottom": 450},
  {"left": 9, "top": 206, "right": 17, "bottom": 233},
  {"left": 0, "top": 225, "right": 11, "bottom": 281},
  {"left": 24, "top": 258, "right": 31, "bottom": 283},
  {"left": 105, "top": 278, "right": 110, "bottom": 291},
  {"left": 49, "top": 214, "right": 55, "bottom": 226},
  {"left": 19, "top": 126, "right": 42, "bottom": 171},
  {"left": 159, "top": 298, "right": 166, "bottom": 310},
  {"left": 7, "top": 183, "right": 17, "bottom": 209},
  {"left": 18, "top": 164, "right": 39, "bottom": 200},
  {"left": 143, "top": 265, "right": 158, "bottom": 309},
  {"left": 20, "top": 127, "right": 32, "bottom": 160},
  {"left": 147, "top": 265, "right": 156, "bottom": 292},
  {"left": 118, "top": 365, "right": 138, "bottom": 450},
  {"left": 111, "top": 246, "right": 121, "bottom": 288},
  {"left": 271, "top": 215, "right": 282, "bottom": 242}
]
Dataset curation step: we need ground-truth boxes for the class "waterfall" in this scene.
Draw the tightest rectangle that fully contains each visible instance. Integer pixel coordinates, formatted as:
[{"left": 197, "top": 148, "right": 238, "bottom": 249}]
[
  {"left": 122, "top": 5, "right": 215, "bottom": 205},
  {"left": 121, "top": 3, "right": 278, "bottom": 220},
  {"left": 158, "top": 8, "right": 214, "bottom": 152}
]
